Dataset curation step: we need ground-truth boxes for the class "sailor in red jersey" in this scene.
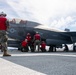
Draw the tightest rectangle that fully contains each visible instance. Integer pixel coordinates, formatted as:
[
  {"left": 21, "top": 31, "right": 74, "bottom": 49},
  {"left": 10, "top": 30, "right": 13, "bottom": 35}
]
[
  {"left": 26, "top": 33, "right": 31, "bottom": 43},
  {"left": 0, "top": 12, "right": 11, "bottom": 56},
  {"left": 21, "top": 39, "right": 29, "bottom": 52},
  {"left": 26, "top": 33, "right": 32, "bottom": 50},
  {"left": 40, "top": 41, "right": 46, "bottom": 52},
  {"left": 34, "top": 32, "right": 41, "bottom": 51}
]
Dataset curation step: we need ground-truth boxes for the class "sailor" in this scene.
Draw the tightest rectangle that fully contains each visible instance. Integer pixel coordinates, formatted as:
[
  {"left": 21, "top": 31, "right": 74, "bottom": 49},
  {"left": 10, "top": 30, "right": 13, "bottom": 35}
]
[
  {"left": 40, "top": 41, "right": 46, "bottom": 52},
  {"left": 21, "top": 39, "right": 28, "bottom": 52},
  {"left": 34, "top": 32, "right": 41, "bottom": 51},
  {"left": 0, "top": 12, "right": 11, "bottom": 56},
  {"left": 26, "top": 33, "right": 32, "bottom": 50}
]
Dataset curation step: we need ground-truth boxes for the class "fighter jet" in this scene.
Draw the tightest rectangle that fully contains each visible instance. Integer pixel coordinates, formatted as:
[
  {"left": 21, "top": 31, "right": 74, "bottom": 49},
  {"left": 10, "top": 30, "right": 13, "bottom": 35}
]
[{"left": 7, "top": 19, "right": 76, "bottom": 52}]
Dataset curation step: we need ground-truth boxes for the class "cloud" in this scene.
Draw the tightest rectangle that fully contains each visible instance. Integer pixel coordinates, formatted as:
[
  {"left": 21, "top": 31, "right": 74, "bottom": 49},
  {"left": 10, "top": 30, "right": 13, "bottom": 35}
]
[
  {"left": 0, "top": 0, "right": 76, "bottom": 31},
  {"left": 50, "top": 16, "right": 73, "bottom": 28}
]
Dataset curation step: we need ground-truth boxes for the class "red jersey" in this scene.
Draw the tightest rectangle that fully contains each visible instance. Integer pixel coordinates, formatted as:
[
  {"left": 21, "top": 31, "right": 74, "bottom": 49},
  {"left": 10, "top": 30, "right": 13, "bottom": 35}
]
[
  {"left": 41, "top": 42, "right": 46, "bottom": 49},
  {"left": 34, "top": 34, "right": 40, "bottom": 40},
  {"left": 26, "top": 35, "right": 31, "bottom": 42},
  {"left": 21, "top": 41, "right": 28, "bottom": 47},
  {"left": 0, "top": 16, "right": 7, "bottom": 30}
]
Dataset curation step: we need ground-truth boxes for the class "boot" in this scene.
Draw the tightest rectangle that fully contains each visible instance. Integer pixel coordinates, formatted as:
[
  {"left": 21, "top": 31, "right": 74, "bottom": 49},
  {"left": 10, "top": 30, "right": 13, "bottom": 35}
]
[{"left": 3, "top": 50, "right": 11, "bottom": 56}]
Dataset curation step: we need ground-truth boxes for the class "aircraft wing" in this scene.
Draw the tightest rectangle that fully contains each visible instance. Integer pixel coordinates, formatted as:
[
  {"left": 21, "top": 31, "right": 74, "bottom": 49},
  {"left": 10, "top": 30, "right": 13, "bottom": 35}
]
[{"left": 34, "top": 28, "right": 72, "bottom": 45}]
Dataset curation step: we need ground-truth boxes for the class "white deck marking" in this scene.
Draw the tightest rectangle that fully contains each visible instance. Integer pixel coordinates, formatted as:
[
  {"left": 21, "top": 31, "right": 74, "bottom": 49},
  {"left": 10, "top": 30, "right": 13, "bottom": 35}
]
[
  {"left": 0, "top": 58, "right": 46, "bottom": 75},
  {"left": 0, "top": 53, "right": 76, "bottom": 57}
]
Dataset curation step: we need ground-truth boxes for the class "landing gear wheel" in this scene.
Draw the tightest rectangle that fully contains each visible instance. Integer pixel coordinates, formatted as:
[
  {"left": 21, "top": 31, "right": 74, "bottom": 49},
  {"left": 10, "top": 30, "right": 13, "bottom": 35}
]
[{"left": 48, "top": 45, "right": 53, "bottom": 52}]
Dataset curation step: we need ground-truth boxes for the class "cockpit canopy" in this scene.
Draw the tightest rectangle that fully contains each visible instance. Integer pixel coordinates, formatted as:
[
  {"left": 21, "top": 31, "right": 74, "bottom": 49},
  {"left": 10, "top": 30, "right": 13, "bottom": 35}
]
[{"left": 9, "top": 18, "right": 27, "bottom": 24}]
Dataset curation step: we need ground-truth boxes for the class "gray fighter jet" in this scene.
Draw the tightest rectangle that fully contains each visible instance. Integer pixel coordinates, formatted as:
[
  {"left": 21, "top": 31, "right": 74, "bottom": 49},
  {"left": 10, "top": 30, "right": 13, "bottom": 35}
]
[{"left": 7, "top": 19, "right": 76, "bottom": 52}]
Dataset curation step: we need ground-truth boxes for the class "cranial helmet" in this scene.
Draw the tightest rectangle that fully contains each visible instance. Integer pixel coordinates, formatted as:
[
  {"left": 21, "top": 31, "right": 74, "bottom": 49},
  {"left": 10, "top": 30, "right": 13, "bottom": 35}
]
[
  {"left": 27, "top": 33, "right": 30, "bottom": 35},
  {"left": 25, "top": 39, "right": 27, "bottom": 42},
  {"left": 36, "top": 31, "right": 39, "bottom": 34},
  {"left": 0, "top": 12, "right": 7, "bottom": 16}
]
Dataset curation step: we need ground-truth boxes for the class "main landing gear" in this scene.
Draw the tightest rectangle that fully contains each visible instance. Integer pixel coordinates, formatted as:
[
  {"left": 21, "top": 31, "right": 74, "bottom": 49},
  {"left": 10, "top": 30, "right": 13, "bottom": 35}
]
[
  {"left": 48, "top": 45, "right": 56, "bottom": 52},
  {"left": 64, "top": 44, "right": 69, "bottom": 52}
]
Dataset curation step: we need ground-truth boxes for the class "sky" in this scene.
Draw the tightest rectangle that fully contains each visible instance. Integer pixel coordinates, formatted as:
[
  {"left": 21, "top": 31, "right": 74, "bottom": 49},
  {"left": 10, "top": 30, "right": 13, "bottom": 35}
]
[{"left": 0, "top": 0, "right": 76, "bottom": 31}]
